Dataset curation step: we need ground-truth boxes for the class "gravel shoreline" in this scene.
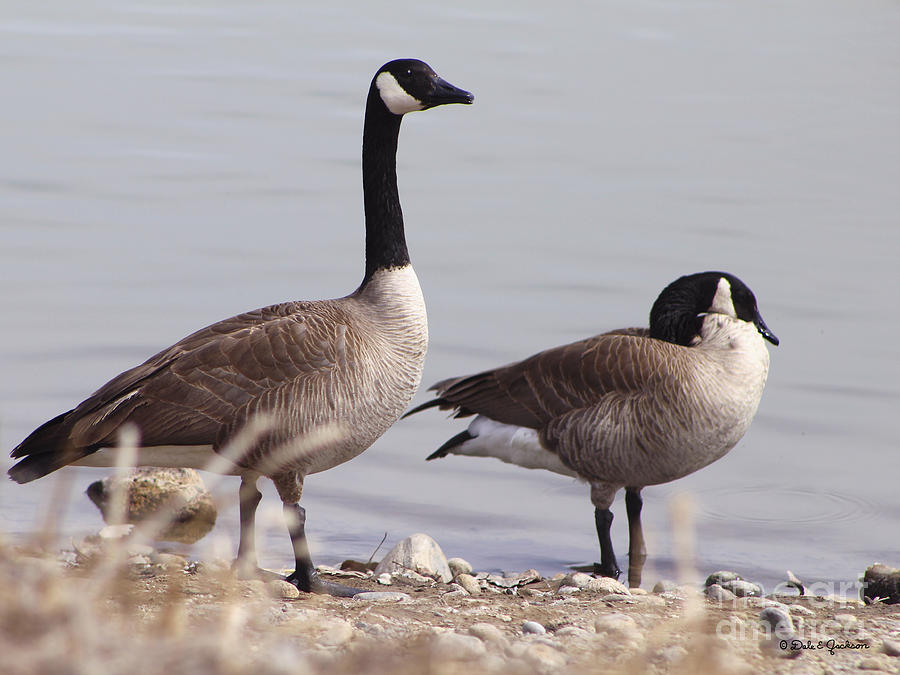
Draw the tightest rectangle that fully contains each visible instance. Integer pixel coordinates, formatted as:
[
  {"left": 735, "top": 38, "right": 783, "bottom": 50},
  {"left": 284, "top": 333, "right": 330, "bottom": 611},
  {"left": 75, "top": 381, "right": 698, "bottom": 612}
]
[{"left": 2, "top": 532, "right": 899, "bottom": 675}]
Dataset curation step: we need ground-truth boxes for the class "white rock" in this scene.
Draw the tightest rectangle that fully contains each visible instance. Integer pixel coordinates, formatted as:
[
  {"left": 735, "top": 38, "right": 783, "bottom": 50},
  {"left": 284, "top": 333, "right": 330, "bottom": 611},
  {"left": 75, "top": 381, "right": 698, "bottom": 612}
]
[
  {"left": 706, "top": 583, "right": 737, "bottom": 603},
  {"left": 594, "top": 613, "right": 638, "bottom": 634},
  {"left": 788, "top": 604, "right": 814, "bottom": 617},
  {"left": 376, "top": 573, "right": 392, "bottom": 585},
  {"left": 557, "top": 585, "right": 580, "bottom": 596},
  {"left": 469, "top": 623, "right": 506, "bottom": 645},
  {"left": 564, "top": 572, "right": 593, "bottom": 589},
  {"left": 652, "top": 579, "right": 678, "bottom": 594},
  {"left": 99, "top": 524, "right": 135, "bottom": 540},
  {"left": 373, "top": 533, "right": 452, "bottom": 583},
  {"left": 430, "top": 632, "right": 486, "bottom": 660},
  {"left": 587, "top": 577, "right": 630, "bottom": 595},
  {"left": 352, "top": 592, "right": 411, "bottom": 602},
  {"left": 522, "top": 643, "right": 566, "bottom": 670},
  {"left": 834, "top": 613, "right": 858, "bottom": 630},
  {"left": 318, "top": 619, "right": 355, "bottom": 647},
  {"left": 268, "top": 580, "right": 300, "bottom": 600},
  {"left": 522, "top": 621, "right": 546, "bottom": 635},
  {"left": 447, "top": 557, "right": 473, "bottom": 577},
  {"left": 556, "top": 626, "right": 592, "bottom": 640},
  {"left": 456, "top": 573, "right": 481, "bottom": 595}
]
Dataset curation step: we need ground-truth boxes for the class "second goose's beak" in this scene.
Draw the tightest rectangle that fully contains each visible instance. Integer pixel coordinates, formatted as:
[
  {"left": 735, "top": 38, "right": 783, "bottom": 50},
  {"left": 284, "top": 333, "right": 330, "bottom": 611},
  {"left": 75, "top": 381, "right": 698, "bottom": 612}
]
[
  {"left": 754, "top": 310, "right": 779, "bottom": 346},
  {"left": 422, "top": 77, "right": 474, "bottom": 109}
]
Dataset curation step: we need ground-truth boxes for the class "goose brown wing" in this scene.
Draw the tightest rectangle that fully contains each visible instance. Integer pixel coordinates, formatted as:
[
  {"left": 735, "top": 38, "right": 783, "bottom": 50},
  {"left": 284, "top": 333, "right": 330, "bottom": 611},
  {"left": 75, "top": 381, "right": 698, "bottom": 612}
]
[
  {"left": 12, "top": 301, "right": 350, "bottom": 471},
  {"left": 415, "top": 328, "right": 653, "bottom": 429}
]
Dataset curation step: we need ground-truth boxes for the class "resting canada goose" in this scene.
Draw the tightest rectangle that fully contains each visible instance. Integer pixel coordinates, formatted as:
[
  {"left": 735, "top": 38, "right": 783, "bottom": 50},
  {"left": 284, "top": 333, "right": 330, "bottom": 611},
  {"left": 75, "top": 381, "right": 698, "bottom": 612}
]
[
  {"left": 8, "top": 59, "right": 473, "bottom": 596},
  {"left": 406, "top": 271, "right": 778, "bottom": 588}
]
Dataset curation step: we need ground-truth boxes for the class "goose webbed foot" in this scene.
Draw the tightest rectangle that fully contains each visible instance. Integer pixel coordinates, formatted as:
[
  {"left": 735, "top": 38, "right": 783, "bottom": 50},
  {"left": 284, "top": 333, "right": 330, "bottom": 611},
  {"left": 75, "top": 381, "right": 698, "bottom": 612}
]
[
  {"left": 593, "top": 560, "right": 622, "bottom": 580},
  {"left": 285, "top": 566, "right": 364, "bottom": 597}
]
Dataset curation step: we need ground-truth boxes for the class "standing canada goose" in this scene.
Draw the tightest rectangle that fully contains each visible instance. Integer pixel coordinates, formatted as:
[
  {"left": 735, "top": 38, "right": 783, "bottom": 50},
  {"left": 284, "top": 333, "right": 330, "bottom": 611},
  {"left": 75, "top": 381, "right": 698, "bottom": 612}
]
[
  {"left": 406, "top": 271, "right": 778, "bottom": 588},
  {"left": 8, "top": 59, "right": 473, "bottom": 596}
]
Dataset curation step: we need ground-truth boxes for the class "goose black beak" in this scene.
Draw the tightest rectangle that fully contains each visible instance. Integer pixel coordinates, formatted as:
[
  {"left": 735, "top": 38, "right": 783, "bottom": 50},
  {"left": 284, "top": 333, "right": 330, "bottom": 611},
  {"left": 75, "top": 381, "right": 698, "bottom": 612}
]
[
  {"left": 422, "top": 77, "right": 474, "bottom": 109},
  {"left": 755, "top": 310, "right": 779, "bottom": 346}
]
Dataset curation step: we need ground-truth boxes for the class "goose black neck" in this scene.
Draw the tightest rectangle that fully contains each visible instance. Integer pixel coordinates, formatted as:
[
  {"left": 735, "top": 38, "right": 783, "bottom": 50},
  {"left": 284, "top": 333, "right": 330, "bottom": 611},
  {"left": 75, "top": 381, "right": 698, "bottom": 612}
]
[
  {"left": 649, "top": 279, "right": 709, "bottom": 347},
  {"left": 361, "top": 86, "right": 408, "bottom": 285}
]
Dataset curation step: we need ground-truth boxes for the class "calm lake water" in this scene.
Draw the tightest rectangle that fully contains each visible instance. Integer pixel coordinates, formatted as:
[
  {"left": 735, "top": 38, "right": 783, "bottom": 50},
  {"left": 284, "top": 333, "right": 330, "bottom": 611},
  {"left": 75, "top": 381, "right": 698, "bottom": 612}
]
[{"left": 2, "top": 0, "right": 898, "bottom": 591}]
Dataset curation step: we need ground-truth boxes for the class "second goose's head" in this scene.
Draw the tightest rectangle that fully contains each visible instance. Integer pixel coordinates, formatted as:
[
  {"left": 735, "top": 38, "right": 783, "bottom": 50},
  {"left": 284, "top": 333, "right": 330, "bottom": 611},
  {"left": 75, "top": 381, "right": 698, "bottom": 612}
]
[
  {"left": 649, "top": 271, "right": 779, "bottom": 347},
  {"left": 373, "top": 59, "right": 474, "bottom": 116}
]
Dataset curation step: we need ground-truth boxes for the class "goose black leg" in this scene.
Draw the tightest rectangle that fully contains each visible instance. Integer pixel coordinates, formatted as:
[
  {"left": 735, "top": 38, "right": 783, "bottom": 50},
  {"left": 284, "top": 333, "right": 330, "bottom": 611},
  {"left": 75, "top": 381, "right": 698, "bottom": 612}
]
[
  {"left": 625, "top": 488, "right": 647, "bottom": 588},
  {"left": 233, "top": 475, "right": 263, "bottom": 578},
  {"left": 283, "top": 503, "right": 363, "bottom": 597},
  {"left": 592, "top": 507, "right": 622, "bottom": 579}
]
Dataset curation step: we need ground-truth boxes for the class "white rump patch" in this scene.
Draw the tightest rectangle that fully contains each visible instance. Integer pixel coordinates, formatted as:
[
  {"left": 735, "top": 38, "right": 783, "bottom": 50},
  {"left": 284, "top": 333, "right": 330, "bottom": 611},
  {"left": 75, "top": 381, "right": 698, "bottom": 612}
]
[
  {"left": 709, "top": 277, "right": 736, "bottom": 317},
  {"left": 376, "top": 72, "right": 423, "bottom": 115},
  {"left": 449, "top": 416, "right": 578, "bottom": 478}
]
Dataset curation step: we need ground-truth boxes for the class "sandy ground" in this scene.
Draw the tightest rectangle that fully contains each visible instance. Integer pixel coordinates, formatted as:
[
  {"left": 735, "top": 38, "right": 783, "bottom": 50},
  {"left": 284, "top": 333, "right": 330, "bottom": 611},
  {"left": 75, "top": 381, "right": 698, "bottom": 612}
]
[{"left": 2, "top": 536, "right": 898, "bottom": 675}]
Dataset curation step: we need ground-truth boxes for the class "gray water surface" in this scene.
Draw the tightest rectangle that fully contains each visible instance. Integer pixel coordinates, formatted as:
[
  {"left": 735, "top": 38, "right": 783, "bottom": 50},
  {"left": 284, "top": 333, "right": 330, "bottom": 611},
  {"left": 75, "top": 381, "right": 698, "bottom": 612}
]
[{"left": 2, "top": 0, "right": 898, "bottom": 591}]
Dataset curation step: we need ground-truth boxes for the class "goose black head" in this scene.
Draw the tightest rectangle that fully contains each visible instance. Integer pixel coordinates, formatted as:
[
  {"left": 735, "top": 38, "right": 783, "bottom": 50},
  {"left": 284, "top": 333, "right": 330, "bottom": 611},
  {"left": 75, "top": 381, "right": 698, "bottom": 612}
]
[
  {"left": 649, "top": 271, "right": 779, "bottom": 347},
  {"left": 374, "top": 59, "right": 474, "bottom": 116}
]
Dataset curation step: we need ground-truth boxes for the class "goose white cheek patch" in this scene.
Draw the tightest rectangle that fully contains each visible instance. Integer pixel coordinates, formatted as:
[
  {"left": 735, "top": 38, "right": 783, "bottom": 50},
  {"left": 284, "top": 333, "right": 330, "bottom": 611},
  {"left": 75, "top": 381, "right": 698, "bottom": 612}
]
[
  {"left": 709, "top": 277, "right": 737, "bottom": 317},
  {"left": 376, "top": 72, "right": 424, "bottom": 115}
]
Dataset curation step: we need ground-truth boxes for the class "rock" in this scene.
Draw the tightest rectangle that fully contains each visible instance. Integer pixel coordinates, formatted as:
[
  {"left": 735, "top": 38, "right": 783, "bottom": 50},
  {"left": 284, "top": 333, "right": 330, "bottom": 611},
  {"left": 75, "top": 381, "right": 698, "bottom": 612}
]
[
  {"left": 522, "top": 621, "right": 546, "bottom": 635},
  {"left": 373, "top": 534, "right": 452, "bottom": 583},
  {"left": 564, "top": 572, "right": 593, "bottom": 589},
  {"left": 834, "top": 613, "right": 859, "bottom": 630},
  {"left": 318, "top": 619, "right": 355, "bottom": 647},
  {"left": 594, "top": 613, "right": 638, "bottom": 635},
  {"left": 652, "top": 579, "right": 678, "bottom": 594},
  {"left": 721, "top": 579, "right": 763, "bottom": 597},
  {"left": 629, "top": 587, "right": 648, "bottom": 595},
  {"left": 376, "top": 573, "right": 392, "bottom": 585},
  {"left": 759, "top": 607, "right": 801, "bottom": 659},
  {"left": 557, "top": 585, "right": 580, "bottom": 596},
  {"left": 522, "top": 643, "right": 566, "bottom": 670},
  {"left": 862, "top": 564, "right": 900, "bottom": 604},
  {"left": 882, "top": 639, "right": 900, "bottom": 657},
  {"left": 486, "top": 569, "right": 542, "bottom": 589},
  {"left": 657, "top": 645, "right": 688, "bottom": 663},
  {"left": 706, "top": 570, "right": 743, "bottom": 587},
  {"left": 469, "top": 623, "right": 506, "bottom": 645},
  {"left": 588, "top": 576, "right": 630, "bottom": 595},
  {"left": 152, "top": 552, "right": 187, "bottom": 571},
  {"left": 859, "top": 656, "right": 893, "bottom": 670},
  {"left": 268, "top": 580, "right": 301, "bottom": 600},
  {"left": 86, "top": 468, "right": 216, "bottom": 544},
  {"left": 430, "top": 632, "right": 486, "bottom": 660},
  {"left": 456, "top": 573, "right": 481, "bottom": 595},
  {"left": 555, "top": 626, "right": 592, "bottom": 640},
  {"left": 706, "top": 584, "right": 737, "bottom": 603},
  {"left": 788, "top": 604, "right": 815, "bottom": 617},
  {"left": 447, "top": 557, "right": 473, "bottom": 577},
  {"left": 352, "top": 591, "right": 410, "bottom": 602}
]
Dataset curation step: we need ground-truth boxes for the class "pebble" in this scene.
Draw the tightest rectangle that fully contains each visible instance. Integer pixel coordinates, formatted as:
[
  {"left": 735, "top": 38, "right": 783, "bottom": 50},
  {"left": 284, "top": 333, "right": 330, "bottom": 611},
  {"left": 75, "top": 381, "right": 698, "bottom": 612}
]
[
  {"left": 834, "top": 613, "right": 859, "bottom": 630},
  {"left": 352, "top": 592, "right": 410, "bottom": 602},
  {"left": 705, "top": 570, "right": 743, "bottom": 587},
  {"left": 555, "top": 626, "right": 592, "bottom": 641},
  {"left": 522, "top": 643, "right": 566, "bottom": 670},
  {"left": 468, "top": 623, "right": 506, "bottom": 645},
  {"left": 858, "top": 656, "right": 892, "bottom": 671},
  {"left": 456, "top": 573, "right": 481, "bottom": 595},
  {"left": 522, "top": 621, "right": 546, "bottom": 635},
  {"left": 557, "top": 585, "right": 580, "bottom": 596},
  {"left": 706, "top": 583, "right": 737, "bottom": 603},
  {"left": 587, "top": 577, "right": 630, "bottom": 595},
  {"left": 318, "top": 619, "right": 355, "bottom": 647},
  {"left": 758, "top": 607, "right": 801, "bottom": 659},
  {"left": 267, "top": 580, "right": 301, "bottom": 600},
  {"left": 788, "top": 604, "right": 815, "bottom": 616},
  {"left": 652, "top": 580, "right": 678, "bottom": 594},
  {"left": 629, "top": 587, "right": 648, "bottom": 595},
  {"left": 564, "top": 572, "right": 593, "bottom": 589},
  {"left": 594, "top": 613, "right": 638, "bottom": 635},
  {"left": 447, "top": 557, "right": 473, "bottom": 577},
  {"left": 430, "top": 632, "right": 486, "bottom": 660},
  {"left": 883, "top": 639, "right": 900, "bottom": 657},
  {"left": 721, "top": 579, "right": 763, "bottom": 597},
  {"left": 373, "top": 533, "right": 452, "bottom": 583},
  {"left": 376, "top": 573, "right": 392, "bottom": 585},
  {"left": 99, "top": 524, "right": 135, "bottom": 540},
  {"left": 153, "top": 553, "right": 187, "bottom": 571},
  {"left": 657, "top": 645, "right": 688, "bottom": 663}
]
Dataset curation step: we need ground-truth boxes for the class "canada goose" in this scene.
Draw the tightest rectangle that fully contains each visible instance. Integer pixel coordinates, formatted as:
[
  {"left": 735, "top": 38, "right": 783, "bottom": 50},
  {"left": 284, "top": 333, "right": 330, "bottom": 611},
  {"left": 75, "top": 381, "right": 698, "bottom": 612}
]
[
  {"left": 8, "top": 59, "right": 473, "bottom": 596},
  {"left": 406, "top": 271, "right": 778, "bottom": 588}
]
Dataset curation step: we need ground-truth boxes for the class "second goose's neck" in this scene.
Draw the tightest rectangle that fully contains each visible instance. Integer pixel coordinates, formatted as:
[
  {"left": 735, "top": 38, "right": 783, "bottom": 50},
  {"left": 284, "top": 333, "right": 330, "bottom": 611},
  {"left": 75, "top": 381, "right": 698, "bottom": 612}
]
[{"left": 362, "top": 91, "right": 408, "bottom": 285}]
